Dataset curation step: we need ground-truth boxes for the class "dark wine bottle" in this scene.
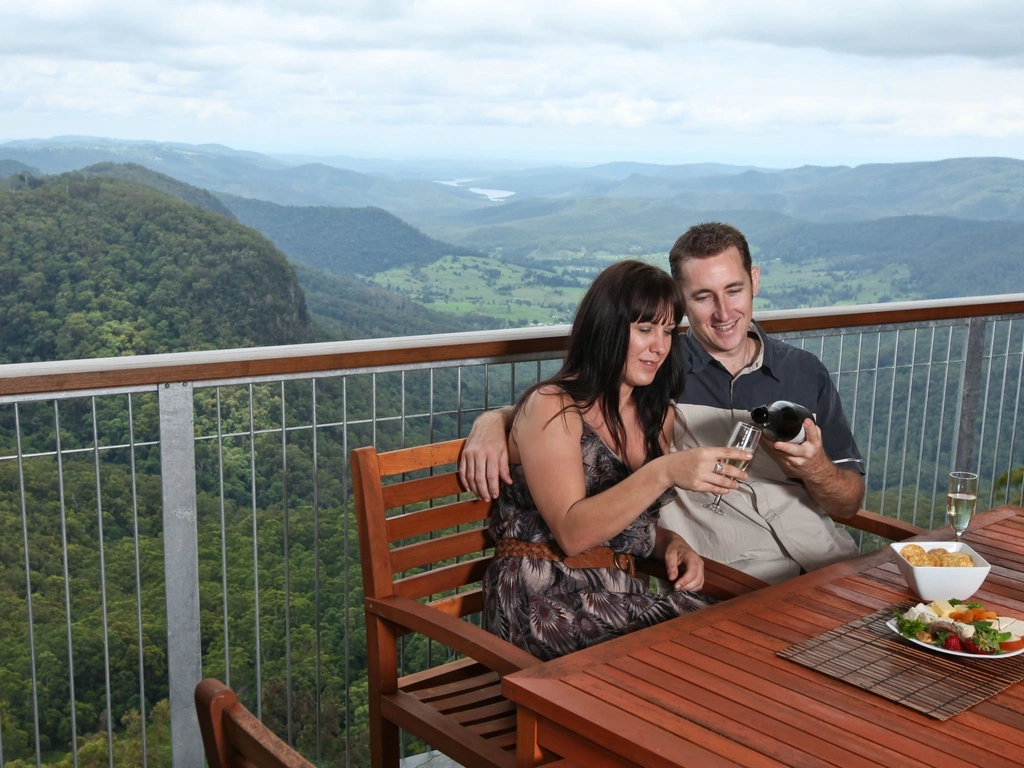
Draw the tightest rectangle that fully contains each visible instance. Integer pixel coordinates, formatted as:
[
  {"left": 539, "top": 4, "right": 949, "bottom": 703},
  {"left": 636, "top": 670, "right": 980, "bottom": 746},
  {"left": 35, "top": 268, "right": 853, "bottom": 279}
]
[{"left": 750, "top": 400, "right": 814, "bottom": 444}]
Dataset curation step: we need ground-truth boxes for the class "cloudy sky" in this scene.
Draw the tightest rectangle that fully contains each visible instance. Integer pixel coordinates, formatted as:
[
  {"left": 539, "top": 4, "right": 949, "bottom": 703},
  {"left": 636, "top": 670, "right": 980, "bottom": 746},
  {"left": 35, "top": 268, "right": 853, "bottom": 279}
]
[{"left": 2, "top": 1, "right": 1024, "bottom": 167}]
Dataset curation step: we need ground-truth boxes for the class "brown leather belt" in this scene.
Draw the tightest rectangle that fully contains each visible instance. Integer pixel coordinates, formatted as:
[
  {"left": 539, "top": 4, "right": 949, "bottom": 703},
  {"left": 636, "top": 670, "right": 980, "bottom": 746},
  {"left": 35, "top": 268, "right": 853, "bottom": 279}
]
[{"left": 494, "top": 538, "right": 636, "bottom": 577}]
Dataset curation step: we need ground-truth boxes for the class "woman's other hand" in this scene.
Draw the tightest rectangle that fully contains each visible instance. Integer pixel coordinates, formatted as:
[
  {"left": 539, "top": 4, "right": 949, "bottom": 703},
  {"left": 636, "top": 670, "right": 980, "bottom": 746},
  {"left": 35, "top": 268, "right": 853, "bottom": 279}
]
[{"left": 661, "top": 531, "right": 704, "bottom": 592}]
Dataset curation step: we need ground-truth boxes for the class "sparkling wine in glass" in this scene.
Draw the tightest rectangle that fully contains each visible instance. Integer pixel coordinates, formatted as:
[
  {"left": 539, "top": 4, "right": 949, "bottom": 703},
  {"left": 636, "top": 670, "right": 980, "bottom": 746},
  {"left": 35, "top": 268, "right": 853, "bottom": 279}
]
[
  {"left": 703, "top": 422, "right": 761, "bottom": 515},
  {"left": 946, "top": 471, "right": 978, "bottom": 541}
]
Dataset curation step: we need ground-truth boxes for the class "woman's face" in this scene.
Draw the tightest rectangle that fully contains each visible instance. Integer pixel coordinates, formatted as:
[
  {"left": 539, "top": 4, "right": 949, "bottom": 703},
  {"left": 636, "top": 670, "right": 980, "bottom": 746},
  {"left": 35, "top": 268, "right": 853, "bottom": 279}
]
[{"left": 622, "top": 317, "right": 676, "bottom": 388}]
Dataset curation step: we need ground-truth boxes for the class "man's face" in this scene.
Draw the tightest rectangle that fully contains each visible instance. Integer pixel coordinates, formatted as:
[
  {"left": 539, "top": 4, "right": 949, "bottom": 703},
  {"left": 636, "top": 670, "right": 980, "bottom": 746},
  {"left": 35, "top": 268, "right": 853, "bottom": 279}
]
[{"left": 679, "top": 246, "right": 760, "bottom": 359}]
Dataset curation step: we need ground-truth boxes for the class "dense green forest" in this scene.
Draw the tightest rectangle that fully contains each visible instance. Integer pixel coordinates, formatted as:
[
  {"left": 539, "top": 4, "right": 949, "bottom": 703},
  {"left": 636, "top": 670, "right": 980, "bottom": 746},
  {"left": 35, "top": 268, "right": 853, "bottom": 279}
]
[{"left": 0, "top": 174, "right": 313, "bottom": 363}]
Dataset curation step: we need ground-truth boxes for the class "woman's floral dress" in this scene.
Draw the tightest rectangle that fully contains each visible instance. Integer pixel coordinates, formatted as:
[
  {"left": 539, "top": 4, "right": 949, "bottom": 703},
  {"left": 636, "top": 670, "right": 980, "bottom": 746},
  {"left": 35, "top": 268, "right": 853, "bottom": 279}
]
[{"left": 483, "top": 422, "right": 712, "bottom": 660}]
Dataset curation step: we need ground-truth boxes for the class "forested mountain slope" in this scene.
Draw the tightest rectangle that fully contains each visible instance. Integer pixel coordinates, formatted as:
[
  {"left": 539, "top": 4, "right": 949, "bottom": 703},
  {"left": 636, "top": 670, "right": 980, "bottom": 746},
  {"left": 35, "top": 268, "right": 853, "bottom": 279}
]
[
  {"left": 0, "top": 174, "right": 313, "bottom": 363},
  {"left": 221, "top": 194, "right": 481, "bottom": 276}
]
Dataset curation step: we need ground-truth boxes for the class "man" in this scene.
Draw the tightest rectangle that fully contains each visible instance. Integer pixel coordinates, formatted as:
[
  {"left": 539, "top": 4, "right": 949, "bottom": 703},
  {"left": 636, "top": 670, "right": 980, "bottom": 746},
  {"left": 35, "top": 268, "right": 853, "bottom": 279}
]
[{"left": 460, "top": 222, "right": 863, "bottom": 584}]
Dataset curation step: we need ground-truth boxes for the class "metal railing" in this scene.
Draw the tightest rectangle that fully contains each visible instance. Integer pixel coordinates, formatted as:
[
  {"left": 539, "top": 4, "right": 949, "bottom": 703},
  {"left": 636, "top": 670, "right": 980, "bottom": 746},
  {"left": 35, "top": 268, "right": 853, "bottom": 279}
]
[{"left": 1, "top": 294, "right": 1023, "bottom": 767}]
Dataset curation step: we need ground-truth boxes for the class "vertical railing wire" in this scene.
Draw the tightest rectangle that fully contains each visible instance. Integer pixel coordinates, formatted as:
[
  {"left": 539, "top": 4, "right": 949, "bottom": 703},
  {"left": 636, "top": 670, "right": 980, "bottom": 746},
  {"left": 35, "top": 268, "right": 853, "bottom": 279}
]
[
  {"left": 834, "top": 333, "right": 846, "bottom": 400},
  {"left": 456, "top": 366, "right": 463, "bottom": 437},
  {"left": 851, "top": 333, "right": 865, "bottom": 510},
  {"left": 851, "top": 333, "right": 863, "bottom": 441},
  {"left": 877, "top": 331, "right": 901, "bottom": 519},
  {"left": 929, "top": 327, "right": 957, "bottom": 524},
  {"left": 342, "top": 376, "right": 351, "bottom": 768},
  {"left": 428, "top": 368, "right": 436, "bottom": 443},
  {"left": 863, "top": 334, "right": 882, "bottom": 508},
  {"left": 311, "top": 379, "right": 323, "bottom": 766},
  {"left": 281, "top": 382, "right": 293, "bottom": 745},
  {"left": 484, "top": 364, "right": 490, "bottom": 413},
  {"left": 987, "top": 322, "right": 1014, "bottom": 510},
  {"left": 974, "top": 323, "right": 998, "bottom": 496},
  {"left": 954, "top": 317, "right": 987, "bottom": 473},
  {"left": 1006, "top": 321, "right": 1024, "bottom": 505},
  {"left": 127, "top": 394, "right": 148, "bottom": 767},
  {"left": 401, "top": 371, "right": 407, "bottom": 448},
  {"left": 895, "top": 330, "right": 918, "bottom": 522},
  {"left": 417, "top": 369, "right": 434, "bottom": 671},
  {"left": 910, "top": 328, "right": 937, "bottom": 529},
  {"left": 90, "top": 399, "right": 115, "bottom": 768},
  {"left": 14, "top": 404, "right": 42, "bottom": 768},
  {"left": 53, "top": 402, "right": 78, "bottom": 768},
  {"left": 216, "top": 389, "right": 230, "bottom": 686},
  {"left": 248, "top": 384, "right": 263, "bottom": 719}
]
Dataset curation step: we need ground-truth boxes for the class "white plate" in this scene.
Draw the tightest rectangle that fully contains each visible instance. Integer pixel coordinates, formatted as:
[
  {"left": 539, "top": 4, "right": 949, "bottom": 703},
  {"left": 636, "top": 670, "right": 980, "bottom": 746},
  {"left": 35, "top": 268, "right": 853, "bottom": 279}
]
[{"left": 885, "top": 618, "right": 1024, "bottom": 659}]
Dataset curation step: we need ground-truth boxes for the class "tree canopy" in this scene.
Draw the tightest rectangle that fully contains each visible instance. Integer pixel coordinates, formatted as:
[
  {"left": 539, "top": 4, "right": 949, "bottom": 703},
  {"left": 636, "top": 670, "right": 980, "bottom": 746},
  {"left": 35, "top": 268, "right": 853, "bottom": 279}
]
[{"left": 0, "top": 174, "right": 313, "bottom": 364}]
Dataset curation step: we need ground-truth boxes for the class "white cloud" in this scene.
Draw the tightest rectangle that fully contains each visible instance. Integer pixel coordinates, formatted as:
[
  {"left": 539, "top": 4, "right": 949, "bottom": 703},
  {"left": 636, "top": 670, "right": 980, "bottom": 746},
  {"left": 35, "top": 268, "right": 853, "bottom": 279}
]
[{"left": 1, "top": 1, "right": 1024, "bottom": 163}]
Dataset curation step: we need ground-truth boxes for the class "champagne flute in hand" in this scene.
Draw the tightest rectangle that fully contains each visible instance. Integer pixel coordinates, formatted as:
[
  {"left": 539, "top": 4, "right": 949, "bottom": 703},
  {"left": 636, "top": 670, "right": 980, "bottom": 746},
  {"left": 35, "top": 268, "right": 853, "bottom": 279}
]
[
  {"left": 703, "top": 422, "right": 762, "bottom": 515},
  {"left": 946, "top": 471, "right": 978, "bottom": 542}
]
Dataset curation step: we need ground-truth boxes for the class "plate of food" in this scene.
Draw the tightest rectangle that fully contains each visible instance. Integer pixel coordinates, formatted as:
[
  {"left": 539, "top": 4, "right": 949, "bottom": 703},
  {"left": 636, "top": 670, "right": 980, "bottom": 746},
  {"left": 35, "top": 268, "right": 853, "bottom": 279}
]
[{"left": 888, "top": 599, "right": 1024, "bottom": 658}]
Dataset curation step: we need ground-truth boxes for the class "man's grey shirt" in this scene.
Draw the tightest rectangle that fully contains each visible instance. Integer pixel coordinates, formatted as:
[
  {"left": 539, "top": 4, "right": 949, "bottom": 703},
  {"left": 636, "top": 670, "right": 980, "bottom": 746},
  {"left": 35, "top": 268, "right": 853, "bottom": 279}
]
[{"left": 659, "top": 323, "right": 863, "bottom": 584}]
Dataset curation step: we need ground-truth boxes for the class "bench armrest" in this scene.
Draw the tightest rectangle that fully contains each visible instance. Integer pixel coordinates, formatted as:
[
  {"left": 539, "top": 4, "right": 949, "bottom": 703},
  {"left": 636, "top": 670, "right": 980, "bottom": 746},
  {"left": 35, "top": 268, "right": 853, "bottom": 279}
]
[
  {"left": 366, "top": 594, "right": 541, "bottom": 676},
  {"left": 845, "top": 509, "right": 925, "bottom": 541}
]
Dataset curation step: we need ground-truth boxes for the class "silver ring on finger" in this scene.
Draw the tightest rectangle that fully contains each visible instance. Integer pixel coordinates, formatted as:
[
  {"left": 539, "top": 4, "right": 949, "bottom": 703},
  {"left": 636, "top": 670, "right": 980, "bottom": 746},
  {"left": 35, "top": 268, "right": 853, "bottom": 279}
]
[{"left": 713, "top": 462, "right": 725, "bottom": 475}]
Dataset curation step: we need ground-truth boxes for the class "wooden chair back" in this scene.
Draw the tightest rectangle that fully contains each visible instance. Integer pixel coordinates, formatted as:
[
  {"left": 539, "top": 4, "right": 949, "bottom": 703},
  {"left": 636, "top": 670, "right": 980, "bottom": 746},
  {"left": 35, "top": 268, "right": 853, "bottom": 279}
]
[
  {"left": 195, "top": 677, "right": 314, "bottom": 768},
  {"left": 352, "top": 438, "right": 495, "bottom": 616}
]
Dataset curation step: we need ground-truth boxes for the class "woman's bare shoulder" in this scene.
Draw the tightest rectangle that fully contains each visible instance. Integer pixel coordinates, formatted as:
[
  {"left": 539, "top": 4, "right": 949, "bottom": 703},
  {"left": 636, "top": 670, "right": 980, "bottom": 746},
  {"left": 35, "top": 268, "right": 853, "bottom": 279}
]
[{"left": 517, "top": 385, "right": 582, "bottom": 431}]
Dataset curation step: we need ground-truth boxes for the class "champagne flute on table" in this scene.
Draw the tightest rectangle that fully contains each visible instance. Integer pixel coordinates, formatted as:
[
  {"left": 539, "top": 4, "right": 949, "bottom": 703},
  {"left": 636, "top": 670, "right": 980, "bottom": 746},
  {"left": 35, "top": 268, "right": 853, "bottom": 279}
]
[
  {"left": 946, "top": 471, "right": 978, "bottom": 542},
  {"left": 703, "top": 422, "right": 762, "bottom": 515}
]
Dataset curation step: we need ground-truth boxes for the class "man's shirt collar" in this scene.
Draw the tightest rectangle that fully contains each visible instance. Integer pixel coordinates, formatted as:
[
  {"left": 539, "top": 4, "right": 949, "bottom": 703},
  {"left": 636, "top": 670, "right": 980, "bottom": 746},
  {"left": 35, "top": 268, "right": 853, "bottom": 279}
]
[{"left": 682, "top": 321, "right": 780, "bottom": 381}]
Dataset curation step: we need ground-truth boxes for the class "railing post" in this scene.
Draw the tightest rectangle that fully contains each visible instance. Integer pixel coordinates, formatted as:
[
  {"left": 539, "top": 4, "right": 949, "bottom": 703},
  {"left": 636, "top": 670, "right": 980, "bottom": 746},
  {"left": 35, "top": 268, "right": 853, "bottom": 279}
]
[
  {"left": 953, "top": 317, "right": 987, "bottom": 472},
  {"left": 158, "top": 381, "right": 204, "bottom": 768}
]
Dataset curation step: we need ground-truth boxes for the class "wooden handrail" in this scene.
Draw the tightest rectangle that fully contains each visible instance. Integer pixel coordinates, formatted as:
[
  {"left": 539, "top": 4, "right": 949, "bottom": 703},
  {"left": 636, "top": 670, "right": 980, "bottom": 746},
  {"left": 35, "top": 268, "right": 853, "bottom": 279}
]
[{"left": 2, "top": 294, "right": 1022, "bottom": 398}]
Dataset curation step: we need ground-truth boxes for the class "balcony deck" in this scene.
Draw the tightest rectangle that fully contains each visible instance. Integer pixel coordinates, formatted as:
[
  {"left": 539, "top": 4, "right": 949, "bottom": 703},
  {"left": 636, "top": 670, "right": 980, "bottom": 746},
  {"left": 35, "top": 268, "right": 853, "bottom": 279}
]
[{"left": 1, "top": 294, "right": 1023, "bottom": 767}]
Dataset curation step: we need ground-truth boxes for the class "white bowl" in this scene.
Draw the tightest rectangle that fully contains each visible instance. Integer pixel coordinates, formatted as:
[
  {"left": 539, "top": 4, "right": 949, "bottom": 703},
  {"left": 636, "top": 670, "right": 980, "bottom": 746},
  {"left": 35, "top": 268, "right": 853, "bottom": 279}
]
[{"left": 889, "top": 541, "right": 991, "bottom": 601}]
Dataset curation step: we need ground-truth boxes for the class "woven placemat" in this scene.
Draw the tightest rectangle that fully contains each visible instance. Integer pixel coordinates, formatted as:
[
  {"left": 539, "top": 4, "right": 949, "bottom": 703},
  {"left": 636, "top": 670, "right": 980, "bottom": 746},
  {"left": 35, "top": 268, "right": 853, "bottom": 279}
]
[{"left": 777, "top": 601, "right": 1024, "bottom": 719}]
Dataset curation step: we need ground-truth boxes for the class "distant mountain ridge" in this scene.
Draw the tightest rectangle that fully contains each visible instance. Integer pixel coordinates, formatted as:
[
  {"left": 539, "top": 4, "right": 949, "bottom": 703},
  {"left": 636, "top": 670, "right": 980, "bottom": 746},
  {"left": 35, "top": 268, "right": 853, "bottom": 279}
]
[
  {"left": 465, "top": 157, "right": 1024, "bottom": 222},
  {"left": 0, "top": 158, "right": 38, "bottom": 178},
  {"left": 80, "top": 161, "right": 237, "bottom": 218},
  {"left": 0, "top": 136, "right": 487, "bottom": 219},
  {"left": 6, "top": 137, "right": 1023, "bottom": 226}
]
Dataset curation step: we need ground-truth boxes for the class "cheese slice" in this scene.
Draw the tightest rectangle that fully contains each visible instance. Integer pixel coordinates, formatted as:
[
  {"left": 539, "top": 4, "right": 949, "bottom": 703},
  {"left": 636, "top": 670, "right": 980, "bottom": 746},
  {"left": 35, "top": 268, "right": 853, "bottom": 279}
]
[{"left": 993, "top": 617, "right": 1024, "bottom": 638}]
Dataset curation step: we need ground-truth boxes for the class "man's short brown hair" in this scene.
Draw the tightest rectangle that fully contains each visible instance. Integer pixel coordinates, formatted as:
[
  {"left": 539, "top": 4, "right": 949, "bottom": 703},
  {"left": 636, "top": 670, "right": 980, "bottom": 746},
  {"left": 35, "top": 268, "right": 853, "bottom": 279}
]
[{"left": 669, "top": 222, "right": 752, "bottom": 281}]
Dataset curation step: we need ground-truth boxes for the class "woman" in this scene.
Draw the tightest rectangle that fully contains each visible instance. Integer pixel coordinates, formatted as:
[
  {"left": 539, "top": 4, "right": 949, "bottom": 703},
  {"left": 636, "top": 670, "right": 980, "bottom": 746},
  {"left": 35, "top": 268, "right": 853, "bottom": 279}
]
[{"left": 483, "top": 260, "right": 752, "bottom": 660}]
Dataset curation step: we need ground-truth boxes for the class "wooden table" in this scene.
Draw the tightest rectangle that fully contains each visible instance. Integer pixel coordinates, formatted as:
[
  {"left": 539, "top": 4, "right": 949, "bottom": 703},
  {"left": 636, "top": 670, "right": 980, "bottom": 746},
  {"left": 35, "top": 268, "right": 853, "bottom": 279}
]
[{"left": 503, "top": 505, "right": 1024, "bottom": 767}]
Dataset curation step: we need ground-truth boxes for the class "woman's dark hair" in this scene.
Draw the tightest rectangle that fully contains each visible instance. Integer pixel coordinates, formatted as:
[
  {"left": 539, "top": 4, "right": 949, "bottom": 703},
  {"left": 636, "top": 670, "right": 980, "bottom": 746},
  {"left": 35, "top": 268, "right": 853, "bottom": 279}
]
[{"left": 514, "top": 259, "right": 684, "bottom": 463}]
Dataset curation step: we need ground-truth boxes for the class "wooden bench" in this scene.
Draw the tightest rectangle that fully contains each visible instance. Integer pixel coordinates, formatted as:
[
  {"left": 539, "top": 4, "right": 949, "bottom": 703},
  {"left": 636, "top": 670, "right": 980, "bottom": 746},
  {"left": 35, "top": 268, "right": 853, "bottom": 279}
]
[
  {"left": 195, "top": 678, "right": 314, "bottom": 768},
  {"left": 350, "top": 438, "right": 770, "bottom": 768}
]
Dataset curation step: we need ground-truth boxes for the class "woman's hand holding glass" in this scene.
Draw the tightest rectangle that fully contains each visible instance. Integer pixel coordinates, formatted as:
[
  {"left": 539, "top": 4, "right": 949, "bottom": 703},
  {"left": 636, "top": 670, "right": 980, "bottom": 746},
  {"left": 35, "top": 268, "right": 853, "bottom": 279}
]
[{"left": 664, "top": 445, "right": 754, "bottom": 497}]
